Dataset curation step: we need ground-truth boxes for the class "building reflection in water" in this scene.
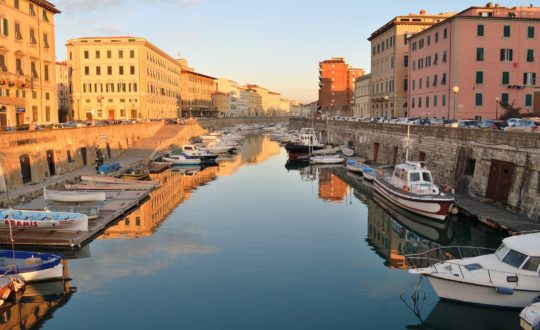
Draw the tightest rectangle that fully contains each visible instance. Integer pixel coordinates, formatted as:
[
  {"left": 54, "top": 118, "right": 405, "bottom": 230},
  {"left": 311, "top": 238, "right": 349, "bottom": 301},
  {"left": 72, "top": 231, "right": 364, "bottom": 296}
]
[
  {"left": 0, "top": 266, "right": 74, "bottom": 329},
  {"left": 318, "top": 169, "right": 348, "bottom": 203}
]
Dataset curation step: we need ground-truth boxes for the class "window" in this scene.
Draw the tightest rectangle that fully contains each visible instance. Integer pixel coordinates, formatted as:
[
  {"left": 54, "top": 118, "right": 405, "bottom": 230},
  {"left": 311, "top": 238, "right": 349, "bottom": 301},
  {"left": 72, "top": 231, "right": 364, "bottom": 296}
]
[
  {"left": 503, "top": 25, "right": 511, "bottom": 37},
  {"left": 43, "top": 33, "right": 49, "bottom": 48},
  {"left": 130, "top": 50, "right": 135, "bottom": 58},
  {"left": 16, "top": 58, "right": 23, "bottom": 75},
  {"left": 476, "top": 48, "right": 484, "bottom": 61},
  {"left": 419, "top": 39, "right": 424, "bottom": 49},
  {"left": 501, "top": 93, "right": 509, "bottom": 105},
  {"left": 435, "top": 32, "right": 439, "bottom": 43},
  {"left": 412, "top": 80, "right": 416, "bottom": 90},
  {"left": 107, "top": 66, "right": 112, "bottom": 75},
  {"left": 95, "top": 50, "right": 100, "bottom": 59},
  {"left": 500, "top": 48, "right": 513, "bottom": 61},
  {"left": 14, "top": 0, "right": 19, "bottom": 9},
  {"left": 119, "top": 66, "right": 124, "bottom": 75},
  {"left": 527, "top": 49, "right": 534, "bottom": 62},
  {"left": 442, "top": 50, "right": 447, "bottom": 63},
  {"left": 44, "top": 64, "right": 49, "bottom": 81},
  {"left": 96, "top": 66, "right": 101, "bottom": 75},
  {"left": 427, "top": 35, "right": 431, "bottom": 46},
  {"left": 434, "top": 95, "right": 438, "bottom": 107},
  {"left": 130, "top": 66, "right": 135, "bottom": 75},
  {"left": 476, "top": 71, "right": 484, "bottom": 84},
  {"left": 426, "top": 76, "right": 430, "bottom": 88},
  {"left": 426, "top": 96, "right": 430, "bottom": 108},
  {"left": 119, "top": 50, "right": 123, "bottom": 58},
  {"left": 404, "top": 55, "right": 408, "bottom": 67},
  {"left": 404, "top": 78, "right": 408, "bottom": 91},
  {"left": 528, "top": 26, "right": 535, "bottom": 38},
  {"left": 465, "top": 158, "right": 476, "bottom": 176},
  {"left": 443, "top": 28, "right": 448, "bottom": 39},
  {"left": 84, "top": 66, "right": 89, "bottom": 75},
  {"left": 107, "top": 50, "right": 112, "bottom": 58},
  {"left": 523, "top": 257, "right": 540, "bottom": 272},
  {"left": 525, "top": 94, "right": 533, "bottom": 107},
  {"left": 442, "top": 94, "right": 446, "bottom": 107},
  {"left": 42, "top": 10, "right": 49, "bottom": 22},
  {"left": 502, "top": 249, "right": 527, "bottom": 268},
  {"left": 31, "top": 62, "right": 38, "bottom": 79},
  {"left": 418, "top": 97, "right": 422, "bottom": 108},
  {"left": 477, "top": 24, "right": 484, "bottom": 36},
  {"left": 524, "top": 72, "right": 536, "bottom": 86},
  {"left": 29, "top": 3, "right": 35, "bottom": 16},
  {"left": 45, "top": 106, "right": 50, "bottom": 122},
  {"left": 502, "top": 71, "right": 510, "bottom": 85},
  {"left": 433, "top": 74, "right": 438, "bottom": 87},
  {"left": 419, "top": 78, "right": 423, "bottom": 89},
  {"left": 441, "top": 73, "right": 447, "bottom": 85},
  {"left": 0, "top": 55, "right": 6, "bottom": 72},
  {"left": 411, "top": 97, "right": 415, "bottom": 108},
  {"left": 84, "top": 50, "right": 89, "bottom": 59},
  {"left": 434, "top": 53, "right": 439, "bottom": 65},
  {"left": 475, "top": 93, "right": 483, "bottom": 106},
  {"left": 14, "top": 22, "right": 22, "bottom": 40}
]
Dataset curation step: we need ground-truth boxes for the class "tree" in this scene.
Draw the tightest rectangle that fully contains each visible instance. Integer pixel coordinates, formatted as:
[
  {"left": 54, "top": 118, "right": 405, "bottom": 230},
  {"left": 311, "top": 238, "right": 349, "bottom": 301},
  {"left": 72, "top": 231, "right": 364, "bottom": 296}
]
[{"left": 498, "top": 101, "right": 521, "bottom": 120}]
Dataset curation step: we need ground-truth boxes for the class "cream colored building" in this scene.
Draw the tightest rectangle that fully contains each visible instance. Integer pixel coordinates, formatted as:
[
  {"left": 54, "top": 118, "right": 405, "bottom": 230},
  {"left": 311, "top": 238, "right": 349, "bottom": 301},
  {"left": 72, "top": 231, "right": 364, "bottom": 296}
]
[
  {"left": 0, "top": 0, "right": 60, "bottom": 128},
  {"left": 354, "top": 74, "right": 371, "bottom": 118},
  {"left": 245, "top": 84, "right": 285, "bottom": 116},
  {"left": 215, "top": 78, "right": 248, "bottom": 117},
  {"left": 55, "top": 60, "right": 70, "bottom": 121},
  {"left": 178, "top": 59, "right": 216, "bottom": 117},
  {"left": 67, "top": 36, "right": 181, "bottom": 121},
  {"left": 368, "top": 10, "right": 453, "bottom": 118}
]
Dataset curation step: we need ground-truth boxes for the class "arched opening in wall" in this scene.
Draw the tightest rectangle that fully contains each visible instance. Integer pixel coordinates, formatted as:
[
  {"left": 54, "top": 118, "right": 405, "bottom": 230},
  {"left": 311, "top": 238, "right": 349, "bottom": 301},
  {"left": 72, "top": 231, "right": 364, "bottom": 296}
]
[
  {"left": 106, "top": 143, "right": 112, "bottom": 159},
  {"left": 46, "top": 150, "right": 56, "bottom": 176},
  {"left": 372, "top": 142, "right": 380, "bottom": 162},
  {"left": 392, "top": 146, "right": 398, "bottom": 164},
  {"left": 81, "top": 147, "right": 88, "bottom": 166},
  {"left": 19, "top": 154, "right": 32, "bottom": 184}
]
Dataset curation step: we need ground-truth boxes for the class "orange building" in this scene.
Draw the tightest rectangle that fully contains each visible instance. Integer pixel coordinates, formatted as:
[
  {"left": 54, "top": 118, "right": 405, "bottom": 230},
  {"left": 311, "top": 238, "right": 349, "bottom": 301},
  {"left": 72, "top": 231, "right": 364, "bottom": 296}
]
[{"left": 318, "top": 57, "right": 365, "bottom": 115}]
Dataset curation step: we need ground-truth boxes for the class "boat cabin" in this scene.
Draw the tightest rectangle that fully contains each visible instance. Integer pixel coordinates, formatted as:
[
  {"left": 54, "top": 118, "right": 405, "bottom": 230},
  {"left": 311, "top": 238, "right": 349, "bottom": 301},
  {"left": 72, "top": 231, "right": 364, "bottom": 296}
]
[
  {"left": 495, "top": 233, "right": 540, "bottom": 273},
  {"left": 298, "top": 128, "right": 321, "bottom": 146},
  {"left": 391, "top": 161, "right": 439, "bottom": 195}
]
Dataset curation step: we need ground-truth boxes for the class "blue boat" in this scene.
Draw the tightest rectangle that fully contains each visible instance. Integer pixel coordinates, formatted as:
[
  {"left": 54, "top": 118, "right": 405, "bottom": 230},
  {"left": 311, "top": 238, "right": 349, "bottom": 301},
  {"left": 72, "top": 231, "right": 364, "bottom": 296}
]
[
  {"left": 0, "top": 250, "right": 64, "bottom": 282},
  {"left": 346, "top": 160, "right": 375, "bottom": 181},
  {"left": 0, "top": 209, "right": 88, "bottom": 232}
]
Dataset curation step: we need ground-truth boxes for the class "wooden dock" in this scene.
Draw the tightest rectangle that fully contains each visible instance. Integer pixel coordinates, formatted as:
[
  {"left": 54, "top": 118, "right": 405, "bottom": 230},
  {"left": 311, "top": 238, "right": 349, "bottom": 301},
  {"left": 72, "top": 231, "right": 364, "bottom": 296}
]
[{"left": 0, "top": 190, "right": 150, "bottom": 248}]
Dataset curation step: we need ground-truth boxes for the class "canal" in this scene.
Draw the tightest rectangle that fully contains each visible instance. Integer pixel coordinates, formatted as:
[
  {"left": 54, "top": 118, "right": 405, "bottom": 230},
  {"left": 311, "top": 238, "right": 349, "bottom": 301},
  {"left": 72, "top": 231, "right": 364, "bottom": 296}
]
[{"left": 3, "top": 134, "right": 522, "bottom": 329}]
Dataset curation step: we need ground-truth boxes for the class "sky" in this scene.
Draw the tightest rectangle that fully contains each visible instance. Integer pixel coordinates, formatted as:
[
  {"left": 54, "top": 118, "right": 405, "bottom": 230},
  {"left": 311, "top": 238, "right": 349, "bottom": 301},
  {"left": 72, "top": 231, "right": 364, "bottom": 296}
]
[{"left": 53, "top": 0, "right": 530, "bottom": 102}]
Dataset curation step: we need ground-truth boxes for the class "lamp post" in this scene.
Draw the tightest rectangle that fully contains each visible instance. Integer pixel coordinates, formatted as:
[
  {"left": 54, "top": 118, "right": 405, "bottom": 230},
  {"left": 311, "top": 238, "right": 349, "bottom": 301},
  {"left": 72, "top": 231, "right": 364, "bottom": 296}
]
[
  {"left": 495, "top": 97, "right": 500, "bottom": 120},
  {"left": 452, "top": 86, "right": 460, "bottom": 120}
]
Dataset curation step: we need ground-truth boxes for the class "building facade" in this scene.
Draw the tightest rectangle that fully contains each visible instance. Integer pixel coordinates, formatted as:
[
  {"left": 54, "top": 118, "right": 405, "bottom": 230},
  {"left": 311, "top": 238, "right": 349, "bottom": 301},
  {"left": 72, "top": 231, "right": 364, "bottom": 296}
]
[
  {"left": 408, "top": 5, "right": 540, "bottom": 120},
  {"left": 318, "top": 57, "right": 365, "bottom": 115},
  {"left": 67, "top": 36, "right": 181, "bottom": 121},
  {"left": 369, "top": 10, "right": 453, "bottom": 118},
  {"left": 55, "top": 60, "right": 69, "bottom": 121},
  {"left": 214, "top": 78, "right": 248, "bottom": 117},
  {"left": 178, "top": 59, "right": 216, "bottom": 118},
  {"left": 353, "top": 74, "right": 371, "bottom": 118},
  {"left": 0, "top": 0, "right": 60, "bottom": 128}
]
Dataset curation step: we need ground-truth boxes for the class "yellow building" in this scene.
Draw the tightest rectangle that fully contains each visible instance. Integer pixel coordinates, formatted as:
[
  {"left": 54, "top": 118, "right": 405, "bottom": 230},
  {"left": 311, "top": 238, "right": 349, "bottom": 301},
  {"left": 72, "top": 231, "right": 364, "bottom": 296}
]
[
  {"left": 212, "top": 91, "right": 229, "bottom": 116},
  {"left": 369, "top": 10, "right": 453, "bottom": 118},
  {"left": 55, "top": 60, "right": 70, "bottom": 121},
  {"left": 178, "top": 59, "right": 216, "bottom": 118},
  {"left": 0, "top": 0, "right": 60, "bottom": 128},
  {"left": 66, "top": 36, "right": 181, "bottom": 121}
]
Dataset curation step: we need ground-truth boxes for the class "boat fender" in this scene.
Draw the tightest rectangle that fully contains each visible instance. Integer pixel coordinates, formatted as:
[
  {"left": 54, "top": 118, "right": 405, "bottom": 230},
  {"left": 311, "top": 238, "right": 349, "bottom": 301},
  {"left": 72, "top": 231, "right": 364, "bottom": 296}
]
[
  {"left": 495, "top": 286, "right": 514, "bottom": 295},
  {"left": 443, "top": 184, "right": 450, "bottom": 193},
  {"left": 402, "top": 185, "right": 409, "bottom": 193}
]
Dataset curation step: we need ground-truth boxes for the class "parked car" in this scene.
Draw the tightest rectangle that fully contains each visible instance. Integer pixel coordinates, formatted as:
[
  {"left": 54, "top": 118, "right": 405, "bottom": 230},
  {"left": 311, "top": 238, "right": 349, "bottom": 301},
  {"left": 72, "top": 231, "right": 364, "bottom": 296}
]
[
  {"left": 430, "top": 118, "right": 445, "bottom": 126},
  {"left": 479, "top": 120, "right": 508, "bottom": 130},
  {"left": 457, "top": 120, "right": 480, "bottom": 128},
  {"left": 444, "top": 119, "right": 458, "bottom": 127},
  {"left": 504, "top": 119, "right": 539, "bottom": 132},
  {"left": 2, "top": 126, "right": 17, "bottom": 132},
  {"left": 413, "top": 118, "right": 431, "bottom": 126},
  {"left": 51, "top": 123, "right": 67, "bottom": 129},
  {"left": 16, "top": 124, "right": 30, "bottom": 131},
  {"left": 506, "top": 118, "right": 521, "bottom": 127}
]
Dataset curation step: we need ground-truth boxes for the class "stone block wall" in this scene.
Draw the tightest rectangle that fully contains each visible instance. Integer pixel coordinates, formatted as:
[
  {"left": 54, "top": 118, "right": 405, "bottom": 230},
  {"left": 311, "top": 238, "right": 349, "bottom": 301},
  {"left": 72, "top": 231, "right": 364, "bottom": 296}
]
[{"left": 290, "top": 119, "right": 540, "bottom": 220}]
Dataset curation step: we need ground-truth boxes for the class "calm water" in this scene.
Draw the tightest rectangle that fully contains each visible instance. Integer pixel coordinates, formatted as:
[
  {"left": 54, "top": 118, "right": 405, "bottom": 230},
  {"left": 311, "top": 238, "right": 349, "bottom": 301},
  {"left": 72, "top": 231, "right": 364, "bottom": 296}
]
[{"left": 3, "top": 134, "right": 522, "bottom": 329}]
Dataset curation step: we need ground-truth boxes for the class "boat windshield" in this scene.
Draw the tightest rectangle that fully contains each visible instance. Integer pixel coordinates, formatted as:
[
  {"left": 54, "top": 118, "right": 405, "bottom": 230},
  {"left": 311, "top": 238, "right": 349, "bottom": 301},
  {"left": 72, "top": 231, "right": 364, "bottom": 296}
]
[
  {"left": 410, "top": 172, "right": 420, "bottom": 182},
  {"left": 501, "top": 249, "right": 528, "bottom": 268},
  {"left": 522, "top": 256, "right": 540, "bottom": 273},
  {"left": 422, "top": 172, "right": 432, "bottom": 182}
]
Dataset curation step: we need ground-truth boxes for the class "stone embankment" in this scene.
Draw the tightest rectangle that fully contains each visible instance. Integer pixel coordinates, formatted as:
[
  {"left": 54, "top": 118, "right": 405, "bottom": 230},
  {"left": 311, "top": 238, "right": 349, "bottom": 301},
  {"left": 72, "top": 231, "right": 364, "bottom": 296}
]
[{"left": 290, "top": 119, "right": 540, "bottom": 221}]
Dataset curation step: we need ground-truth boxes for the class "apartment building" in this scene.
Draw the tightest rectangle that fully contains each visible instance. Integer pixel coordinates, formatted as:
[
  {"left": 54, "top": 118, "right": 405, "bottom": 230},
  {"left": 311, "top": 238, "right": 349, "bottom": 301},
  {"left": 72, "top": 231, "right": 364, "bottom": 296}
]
[
  {"left": 0, "top": 0, "right": 60, "bottom": 127},
  {"left": 408, "top": 4, "right": 540, "bottom": 119},
  {"left": 353, "top": 74, "right": 371, "bottom": 118},
  {"left": 178, "top": 59, "right": 216, "bottom": 118},
  {"left": 369, "top": 10, "right": 453, "bottom": 118},
  {"left": 318, "top": 57, "right": 364, "bottom": 115},
  {"left": 67, "top": 36, "right": 181, "bottom": 121}
]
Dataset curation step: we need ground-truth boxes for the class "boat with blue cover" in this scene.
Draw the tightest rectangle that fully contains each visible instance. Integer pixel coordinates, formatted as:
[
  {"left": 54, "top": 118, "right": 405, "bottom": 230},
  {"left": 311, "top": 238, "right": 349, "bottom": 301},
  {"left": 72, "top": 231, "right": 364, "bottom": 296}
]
[
  {"left": 0, "top": 209, "right": 88, "bottom": 232},
  {"left": 0, "top": 250, "right": 64, "bottom": 282},
  {"left": 346, "top": 160, "right": 375, "bottom": 181}
]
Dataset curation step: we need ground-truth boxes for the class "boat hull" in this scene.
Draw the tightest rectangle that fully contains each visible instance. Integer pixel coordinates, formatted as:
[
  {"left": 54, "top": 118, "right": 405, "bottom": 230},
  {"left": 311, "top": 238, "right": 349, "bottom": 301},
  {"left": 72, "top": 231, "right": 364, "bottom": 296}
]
[
  {"left": 346, "top": 164, "right": 363, "bottom": 174},
  {"left": 426, "top": 274, "right": 540, "bottom": 308},
  {"left": 44, "top": 188, "right": 106, "bottom": 203},
  {"left": 0, "top": 209, "right": 88, "bottom": 232},
  {"left": 285, "top": 143, "right": 324, "bottom": 154},
  {"left": 162, "top": 156, "right": 201, "bottom": 165},
  {"left": 0, "top": 250, "right": 64, "bottom": 282},
  {"left": 373, "top": 178, "right": 453, "bottom": 221}
]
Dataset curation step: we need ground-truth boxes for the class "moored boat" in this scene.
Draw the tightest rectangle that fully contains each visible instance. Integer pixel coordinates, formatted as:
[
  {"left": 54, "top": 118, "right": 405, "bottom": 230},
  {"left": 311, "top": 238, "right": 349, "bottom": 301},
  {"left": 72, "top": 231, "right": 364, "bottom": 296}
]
[
  {"left": 0, "top": 250, "right": 64, "bottom": 282},
  {"left": 65, "top": 183, "right": 153, "bottom": 191},
  {"left": 181, "top": 145, "right": 219, "bottom": 163},
  {"left": 162, "top": 154, "right": 201, "bottom": 165},
  {"left": 43, "top": 188, "right": 106, "bottom": 203},
  {"left": 520, "top": 301, "right": 540, "bottom": 330},
  {"left": 361, "top": 165, "right": 375, "bottom": 181},
  {"left": 80, "top": 175, "right": 159, "bottom": 188},
  {"left": 309, "top": 155, "right": 344, "bottom": 164},
  {"left": 340, "top": 145, "right": 355, "bottom": 156},
  {"left": 0, "top": 209, "right": 88, "bottom": 232},
  {"left": 373, "top": 161, "right": 454, "bottom": 221},
  {"left": 407, "top": 232, "right": 540, "bottom": 308},
  {"left": 346, "top": 159, "right": 364, "bottom": 174},
  {"left": 284, "top": 128, "right": 324, "bottom": 155}
]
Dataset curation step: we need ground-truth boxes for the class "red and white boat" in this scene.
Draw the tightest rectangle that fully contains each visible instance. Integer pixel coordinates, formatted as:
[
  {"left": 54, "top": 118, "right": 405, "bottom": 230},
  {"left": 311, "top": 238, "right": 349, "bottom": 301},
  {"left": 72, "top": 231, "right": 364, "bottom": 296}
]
[{"left": 373, "top": 161, "right": 454, "bottom": 221}]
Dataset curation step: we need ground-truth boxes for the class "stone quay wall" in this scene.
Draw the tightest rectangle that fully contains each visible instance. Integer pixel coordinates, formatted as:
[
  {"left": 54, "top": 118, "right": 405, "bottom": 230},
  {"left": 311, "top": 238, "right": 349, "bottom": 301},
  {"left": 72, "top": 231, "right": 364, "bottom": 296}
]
[
  {"left": 0, "top": 122, "right": 164, "bottom": 192},
  {"left": 290, "top": 119, "right": 540, "bottom": 220}
]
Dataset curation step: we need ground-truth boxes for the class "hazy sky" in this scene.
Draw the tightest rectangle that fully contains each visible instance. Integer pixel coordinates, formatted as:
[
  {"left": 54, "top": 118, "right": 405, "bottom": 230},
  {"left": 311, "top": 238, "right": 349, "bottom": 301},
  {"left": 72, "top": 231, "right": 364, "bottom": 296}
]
[{"left": 53, "top": 0, "right": 527, "bottom": 102}]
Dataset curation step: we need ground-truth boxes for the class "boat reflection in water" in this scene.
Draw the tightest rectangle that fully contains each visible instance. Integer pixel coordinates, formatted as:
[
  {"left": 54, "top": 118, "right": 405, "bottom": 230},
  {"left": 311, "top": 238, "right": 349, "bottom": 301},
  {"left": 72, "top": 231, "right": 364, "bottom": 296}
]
[
  {"left": 0, "top": 271, "right": 74, "bottom": 329},
  {"left": 406, "top": 300, "right": 518, "bottom": 330}
]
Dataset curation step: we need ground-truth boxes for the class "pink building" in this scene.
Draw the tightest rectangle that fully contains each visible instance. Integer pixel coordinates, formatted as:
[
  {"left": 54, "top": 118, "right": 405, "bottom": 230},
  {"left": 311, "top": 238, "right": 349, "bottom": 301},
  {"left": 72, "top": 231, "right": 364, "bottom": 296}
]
[{"left": 408, "top": 4, "right": 540, "bottom": 120}]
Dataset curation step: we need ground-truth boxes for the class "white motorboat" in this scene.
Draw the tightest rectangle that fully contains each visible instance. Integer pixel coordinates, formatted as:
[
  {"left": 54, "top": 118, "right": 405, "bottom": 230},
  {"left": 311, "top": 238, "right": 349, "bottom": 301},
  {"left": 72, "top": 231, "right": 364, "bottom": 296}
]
[
  {"left": 162, "top": 154, "right": 201, "bottom": 165},
  {"left": 43, "top": 188, "right": 106, "bottom": 203},
  {"left": 181, "top": 145, "right": 219, "bottom": 163},
  {"left": 80, "top": 175, "right": 159, "bottom": 188},
  {"left": 520, "top": 301, "right": 540, "bottom": 330},
  {"left": 340, "top": 145, "right": 355, "bottom": 157},
  {"left": 0, "top": 250, "right": 64, "bottom": 282},
  {"left": 373, "top": 161, "right": 454, "bottom": 221},
  {"left": 199, "top": 143, "right": 233, "bottom": 154},
  {"left": 285, "top": 128, "right": 325, "bottom": 158},
  {"left": 407, "top": 232, "right": 540, "bottom": 308},
  {"left": 0, "top": 209, "right": 88, "bottom": 232},
  {"left": 312, "top": 147, "right": 340, "bottom": 155},
  {"left": 310, "top": 155, "right": 344, "bottom": 164}
]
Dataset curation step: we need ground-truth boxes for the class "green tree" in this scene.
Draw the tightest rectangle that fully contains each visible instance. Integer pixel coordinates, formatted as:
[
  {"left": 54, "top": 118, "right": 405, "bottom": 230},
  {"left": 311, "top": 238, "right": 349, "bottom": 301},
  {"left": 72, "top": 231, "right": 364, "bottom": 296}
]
[{"left": 498, "top": 101, "right": 521, "bottom": 120}]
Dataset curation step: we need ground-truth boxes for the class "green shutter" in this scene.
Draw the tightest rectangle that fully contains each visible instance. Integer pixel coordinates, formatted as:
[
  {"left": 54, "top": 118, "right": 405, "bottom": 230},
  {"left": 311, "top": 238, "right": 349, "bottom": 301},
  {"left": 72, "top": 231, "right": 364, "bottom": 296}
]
[
  {"left": 527, "top": 49, "right": 534, "bottom": 62},
  {"left": 525, "top": 94, "right": 533, "bottom": 107},
  {"left": 501, "top": 93, "right": 509, "bottom": 105},
  {"left": 502, "top": 72, "right": 510, "bottom": 84},
  {"left": 528, "top": 26, "right": 535, "bottom": 38},
  {"left": 2, "top": 18, "right": 8, "bottom": 36},
  {"left": 477, "top": 25, "right": 484, "bottom": 36},
  {"left": 476, "top": 71, "right": 484, "bottom": 84},
  {"left": 477, "top": 48, "right": 484, "bottom": 61},
  {"left": 475, "top": 93, "right": 483, "bottom": 106},
  {"left": 504, "top": 25, "right": 511, "bottom": 37}
]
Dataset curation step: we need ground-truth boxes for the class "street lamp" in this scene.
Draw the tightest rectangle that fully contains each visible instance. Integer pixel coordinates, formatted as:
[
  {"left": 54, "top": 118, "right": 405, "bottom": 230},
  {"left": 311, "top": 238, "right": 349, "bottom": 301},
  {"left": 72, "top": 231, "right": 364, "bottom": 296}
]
[
  {"left": 452, "top": 86, "right": 460, "bottom": 120},
  {"left": 495, "top": 97, "right": 500, "bottom": 120}
]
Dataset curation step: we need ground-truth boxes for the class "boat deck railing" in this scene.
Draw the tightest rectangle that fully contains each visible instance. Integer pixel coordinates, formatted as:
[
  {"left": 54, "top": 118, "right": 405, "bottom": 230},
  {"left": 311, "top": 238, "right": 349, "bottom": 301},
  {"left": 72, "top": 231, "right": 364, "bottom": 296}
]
[{"left": 405, "top": 246, "right": 540, "bottom": 284}]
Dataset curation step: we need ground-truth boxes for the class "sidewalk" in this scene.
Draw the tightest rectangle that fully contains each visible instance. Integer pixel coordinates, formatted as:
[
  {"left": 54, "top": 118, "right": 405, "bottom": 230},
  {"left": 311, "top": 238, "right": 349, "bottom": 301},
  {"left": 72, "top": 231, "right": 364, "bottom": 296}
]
[
  {"left": 455, "top": 194, "right": 540, "bottom": 234},
  {"left": 0, "top": 124, "right": 205, "bottom": 208}
]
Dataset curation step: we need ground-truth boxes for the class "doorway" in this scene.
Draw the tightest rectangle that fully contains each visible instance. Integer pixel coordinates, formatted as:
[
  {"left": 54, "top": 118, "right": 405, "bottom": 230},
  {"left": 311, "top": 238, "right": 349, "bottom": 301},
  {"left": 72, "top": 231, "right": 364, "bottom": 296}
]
[
  {"left": 46, "top": 150, "right": 56, "bottom": 176},
  {"left": 81, "top": 147, "right": 88, "bottom": 166},
  {"left": 372, "top": 143, "right": 380, "bottom": 162},
  {"left": 392, "top": 146, "right": 398, "bottom": 164},
  {"left": 131, "top": 109, "right": 137, "bottom": 119},
  {"left": 486, "top": 160, "right": 514, "bottom": 204},
  {"left": 108, "top": 109, "right": 115, "bottom": 120},
  {"left": 86, "top": 112, "right": 93, "bottom": 120},
  {"left": 0, "top": 113, "right": 6, "bottom": 128},
  {"left": 16, "top": 112, "right": 24, "bottom": 127},
  {"left": 106, "top": 143, "right": 111, "bottom": 159},
  {"left": 19, "top": 154, "right": 31, "bottom": 184}
]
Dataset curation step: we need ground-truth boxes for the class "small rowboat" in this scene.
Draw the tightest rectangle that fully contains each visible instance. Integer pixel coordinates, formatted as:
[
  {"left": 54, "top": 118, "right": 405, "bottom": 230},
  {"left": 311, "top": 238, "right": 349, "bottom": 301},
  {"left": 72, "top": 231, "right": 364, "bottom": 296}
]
[
  {"left": 312, "top": 147, "right": 340, "bottom": 155},
  {"left": 65, "top": 183, "right": 152, "bottom": 191},
  {"left": 346, "top": 159, "right": 364, "bottom": 174},
  {"left": 362, "top": 165, "right": 375, "bottom": 181},
  {"left": 340, "top": 145, "right": 355, "bottom": 157},
  {"left": 0, "top": 209, "right": 88, "bottom": 232},
  {"left": 80, "top": 175, "right": 159, "bottom": 188},
  {"left": 0, "top": 250, "right": 64, "bottom": 282},
  {"left": 43, "top": 188, "right": 106, "bottom": 203},
  {"left": 120, "top": 172, "right": 150, "bottom": 181},
  {"left": 310, "top": 155, "right": 345, "bottom": 164}
]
